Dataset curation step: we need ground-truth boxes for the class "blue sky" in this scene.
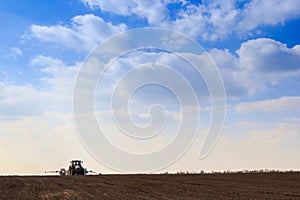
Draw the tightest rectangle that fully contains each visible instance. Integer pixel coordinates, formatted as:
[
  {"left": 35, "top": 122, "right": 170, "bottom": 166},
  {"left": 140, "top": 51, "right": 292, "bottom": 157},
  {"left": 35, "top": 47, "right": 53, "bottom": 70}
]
[{"left": 0, "top": 0, "right": 300, "bottom": 174}]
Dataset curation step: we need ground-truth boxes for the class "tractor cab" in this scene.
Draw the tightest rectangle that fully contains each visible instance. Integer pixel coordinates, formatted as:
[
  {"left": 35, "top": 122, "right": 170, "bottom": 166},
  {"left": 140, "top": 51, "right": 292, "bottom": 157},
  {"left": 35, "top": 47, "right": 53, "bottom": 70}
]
[
  {"left": 71, "top": 160, "right": 82, "bottom": 167},
  {"left": 68, "top": 160, "right": 85, "bottom": 175}
]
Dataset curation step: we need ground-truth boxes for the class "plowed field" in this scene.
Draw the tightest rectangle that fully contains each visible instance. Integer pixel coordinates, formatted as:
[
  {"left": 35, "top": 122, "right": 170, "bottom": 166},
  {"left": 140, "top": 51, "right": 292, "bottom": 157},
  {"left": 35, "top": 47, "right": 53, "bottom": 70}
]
[{"left": 0, "top": 172, "right": 300, "bottom": 199}]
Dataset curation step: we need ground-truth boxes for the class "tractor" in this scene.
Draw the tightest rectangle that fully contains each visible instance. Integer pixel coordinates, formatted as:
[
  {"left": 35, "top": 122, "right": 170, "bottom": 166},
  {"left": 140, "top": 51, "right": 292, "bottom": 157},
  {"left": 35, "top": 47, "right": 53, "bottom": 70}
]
[
  {"left": 45, "top": 160, "right": 96, "bottom": 175},
  {"left": 68, "top": 160, "right": 85, "bottom": 175}
]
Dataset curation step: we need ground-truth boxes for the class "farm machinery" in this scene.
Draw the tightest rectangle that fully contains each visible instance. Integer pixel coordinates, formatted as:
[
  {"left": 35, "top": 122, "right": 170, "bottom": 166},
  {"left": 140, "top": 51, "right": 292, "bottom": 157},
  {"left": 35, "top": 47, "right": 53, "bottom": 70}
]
[{"left": 45, "top": 160, "right": 96, "bottom": 175}]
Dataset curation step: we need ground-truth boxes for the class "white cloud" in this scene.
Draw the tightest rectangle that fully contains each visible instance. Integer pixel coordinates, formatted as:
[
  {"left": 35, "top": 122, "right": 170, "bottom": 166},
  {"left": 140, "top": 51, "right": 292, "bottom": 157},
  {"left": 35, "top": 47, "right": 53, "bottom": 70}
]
[
  {"left": 237, "top": 38, "right": 300, "bottom": 72},
  {"left": 30, "top": 55, "right": 65, "bottom": 69},
  {"left": 80, "top": 0, "right": 300, "bottom": 40},
  {"left": 4, "top": 39, "right": 298, "bottom": 118},
  {"left": 165, "top": 0, "right": 241, "bottom": 40},
  {"left": 81, "top": 0, "right": 168, "bottom": 24},
  {"left": 68, "top": 37, "right": 299, "bottom": 103},
  {"left": 236, "top": 96, "right": 300, "bottom": 113},
  {"left": 171, "top": 0, "right": 300, "bottom": 40},
  {"left": 28, "top": 14, "right": 126, "bottom": 51},
  {"left": 238, "top": 0, "right": 300, "bottom": 30},
  {"left": 209, "top": 38, "right": 300, "bottom": 96},
  {"left": 0, "top": 56, "right": 80, "bottom": 117}
]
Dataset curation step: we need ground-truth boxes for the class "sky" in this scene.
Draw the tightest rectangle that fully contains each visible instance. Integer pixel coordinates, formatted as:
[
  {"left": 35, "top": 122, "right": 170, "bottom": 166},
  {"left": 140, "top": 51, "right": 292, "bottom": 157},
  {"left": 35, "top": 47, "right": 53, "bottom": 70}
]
[{"left": 0, "top": 0, "right": 300, "bottom": 174}]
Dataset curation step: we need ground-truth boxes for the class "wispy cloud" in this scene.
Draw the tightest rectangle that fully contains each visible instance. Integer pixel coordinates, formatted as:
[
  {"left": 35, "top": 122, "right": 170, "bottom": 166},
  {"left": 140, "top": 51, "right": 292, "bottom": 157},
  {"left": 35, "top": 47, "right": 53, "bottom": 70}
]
[
  {"left": 235, "top": 96, "right": 300, "bottom": 113},
  {"left": 4, "top": 47, "right": 23, "bottom": 60}
]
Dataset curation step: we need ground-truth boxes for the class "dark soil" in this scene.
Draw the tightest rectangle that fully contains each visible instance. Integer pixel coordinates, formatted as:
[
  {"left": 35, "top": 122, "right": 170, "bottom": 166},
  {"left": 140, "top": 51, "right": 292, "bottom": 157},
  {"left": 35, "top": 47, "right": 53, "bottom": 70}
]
[{"left": 0, "top": 172, "right": 300, "bottom": 199}]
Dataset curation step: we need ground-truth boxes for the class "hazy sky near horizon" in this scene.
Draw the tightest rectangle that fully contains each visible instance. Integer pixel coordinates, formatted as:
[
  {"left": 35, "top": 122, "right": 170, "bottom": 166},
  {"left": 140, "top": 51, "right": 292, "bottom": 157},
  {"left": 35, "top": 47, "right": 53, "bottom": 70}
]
[{"left": 0, "top": 0, "right": 300, "bottom": 174}]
